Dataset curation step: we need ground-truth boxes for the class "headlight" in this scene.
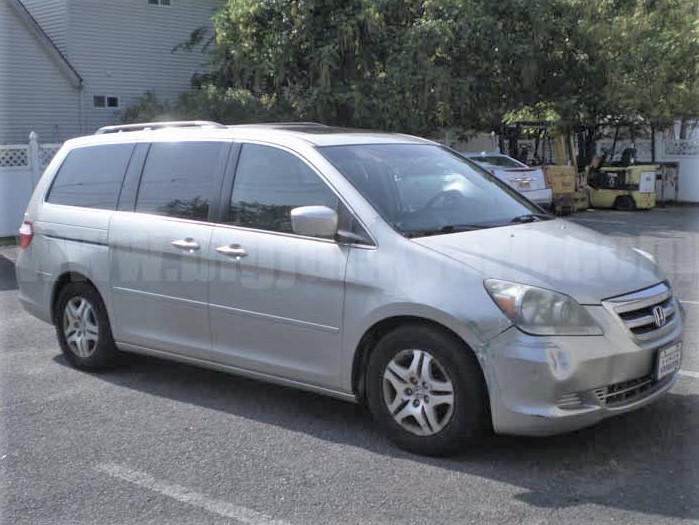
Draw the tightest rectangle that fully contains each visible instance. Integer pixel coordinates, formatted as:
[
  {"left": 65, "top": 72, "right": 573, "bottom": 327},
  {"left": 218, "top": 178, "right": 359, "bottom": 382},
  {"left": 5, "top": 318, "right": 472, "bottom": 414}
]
[{"left": 484, "top": 279, "right": 603, "bottom": 336}]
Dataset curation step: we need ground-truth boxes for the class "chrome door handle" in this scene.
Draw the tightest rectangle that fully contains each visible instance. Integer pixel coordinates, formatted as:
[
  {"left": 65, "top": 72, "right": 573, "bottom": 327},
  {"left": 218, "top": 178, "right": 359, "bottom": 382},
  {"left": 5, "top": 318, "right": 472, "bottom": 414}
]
[
  {"left": 216, "top": 244, "right": 248, "bottom": 258},
  {"left": 171, "top": 238, "right": 200, "bottom": 251}
]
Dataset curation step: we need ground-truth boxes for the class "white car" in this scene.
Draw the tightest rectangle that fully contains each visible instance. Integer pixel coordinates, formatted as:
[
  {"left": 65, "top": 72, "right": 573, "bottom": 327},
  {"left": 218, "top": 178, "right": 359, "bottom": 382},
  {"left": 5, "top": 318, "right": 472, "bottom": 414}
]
[{"left": 463, "top": 152, "right": 553, "bottom": 208}]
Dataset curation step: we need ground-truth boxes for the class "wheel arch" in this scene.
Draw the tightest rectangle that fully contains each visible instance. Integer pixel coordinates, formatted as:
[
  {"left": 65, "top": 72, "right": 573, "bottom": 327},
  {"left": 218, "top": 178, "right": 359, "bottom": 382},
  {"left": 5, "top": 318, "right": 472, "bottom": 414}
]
[
  {"left": 50, "top": 271, "right": 101, "bottom": 324},
  {"left": 351, "top": 315, "right": 488, "bottom": 405}
]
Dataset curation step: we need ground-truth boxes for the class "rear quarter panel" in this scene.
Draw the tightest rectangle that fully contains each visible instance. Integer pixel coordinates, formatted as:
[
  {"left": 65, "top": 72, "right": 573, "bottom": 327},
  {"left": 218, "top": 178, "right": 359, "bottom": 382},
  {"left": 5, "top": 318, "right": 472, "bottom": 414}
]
[
  {"left": 16, "top": 142, "right": 115, "bottom": 324},
  {"left": 33, "top": 205, "right": 113, "bottom": 320}
]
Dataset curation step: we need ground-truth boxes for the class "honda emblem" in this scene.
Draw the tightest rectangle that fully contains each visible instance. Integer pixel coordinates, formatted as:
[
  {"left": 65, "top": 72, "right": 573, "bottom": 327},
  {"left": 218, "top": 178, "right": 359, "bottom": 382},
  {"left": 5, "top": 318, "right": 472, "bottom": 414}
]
[{"left": 652, "top": 306, "right": 666, "bottom": 328}]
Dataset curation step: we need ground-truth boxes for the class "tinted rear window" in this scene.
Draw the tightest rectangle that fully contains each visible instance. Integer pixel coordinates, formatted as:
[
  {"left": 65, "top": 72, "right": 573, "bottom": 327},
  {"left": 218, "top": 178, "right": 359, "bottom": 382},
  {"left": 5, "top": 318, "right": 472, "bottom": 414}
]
[
  {"left": 135, "top": 142, "right": 229, "bottom": 221},
  {"left": 47, "top": 144, "right": 134, "bottom": 209}
]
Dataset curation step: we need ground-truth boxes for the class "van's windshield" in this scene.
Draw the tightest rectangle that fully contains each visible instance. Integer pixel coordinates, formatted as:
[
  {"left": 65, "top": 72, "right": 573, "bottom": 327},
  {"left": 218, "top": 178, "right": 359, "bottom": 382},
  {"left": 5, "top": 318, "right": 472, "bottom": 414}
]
[{"left": 319, "top": 144, "right": 550, "bottom": 237}]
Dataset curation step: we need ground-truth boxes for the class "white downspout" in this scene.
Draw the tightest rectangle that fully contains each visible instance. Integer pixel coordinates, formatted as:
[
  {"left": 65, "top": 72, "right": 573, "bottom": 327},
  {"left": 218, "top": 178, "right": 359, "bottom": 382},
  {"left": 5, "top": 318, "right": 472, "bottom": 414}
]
[{"left": 78, "top": 80, "right": 84, "bottom": 135}]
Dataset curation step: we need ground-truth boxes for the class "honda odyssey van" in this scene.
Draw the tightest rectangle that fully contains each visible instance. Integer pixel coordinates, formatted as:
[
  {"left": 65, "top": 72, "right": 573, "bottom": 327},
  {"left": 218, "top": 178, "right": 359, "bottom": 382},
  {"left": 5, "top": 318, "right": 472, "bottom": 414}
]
[{"left": 16, "top": 122, "right": 684, "bottom": 456}]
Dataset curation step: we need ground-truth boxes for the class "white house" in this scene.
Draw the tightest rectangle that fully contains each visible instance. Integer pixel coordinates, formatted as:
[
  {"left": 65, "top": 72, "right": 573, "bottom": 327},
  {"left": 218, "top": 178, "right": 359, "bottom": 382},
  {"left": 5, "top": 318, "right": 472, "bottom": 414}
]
[
  {"left": 0, "top": 0, "right": 224, "bottom": 143},
  {"left": 0, "top": 0, "right": 82, "bottom": 143}
]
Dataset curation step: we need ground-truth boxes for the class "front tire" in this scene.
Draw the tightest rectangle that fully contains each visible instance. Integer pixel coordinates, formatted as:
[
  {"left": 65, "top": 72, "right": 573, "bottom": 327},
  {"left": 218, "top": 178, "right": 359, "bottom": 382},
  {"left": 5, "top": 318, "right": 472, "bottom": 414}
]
[
  {"left": 54, "top": 282, "right": 118, "bottom": 370},
  {"left": 366, "top": 324, "right": 489, "bottom": 456}
]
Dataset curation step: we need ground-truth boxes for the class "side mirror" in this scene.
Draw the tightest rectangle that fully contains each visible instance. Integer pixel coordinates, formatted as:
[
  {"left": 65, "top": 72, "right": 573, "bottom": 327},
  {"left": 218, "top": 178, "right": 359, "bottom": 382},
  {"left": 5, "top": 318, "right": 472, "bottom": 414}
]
[{"left": 290, "top": 206, "right": 338, "bottom": 238}]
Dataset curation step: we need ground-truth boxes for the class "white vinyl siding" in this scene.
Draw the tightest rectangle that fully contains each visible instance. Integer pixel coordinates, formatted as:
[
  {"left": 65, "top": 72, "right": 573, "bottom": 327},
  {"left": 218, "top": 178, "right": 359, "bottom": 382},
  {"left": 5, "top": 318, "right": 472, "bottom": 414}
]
[
  {"left": 20, "top": 0, "right": 68, "bottom": 54},
  {"left": 67, "top": 0, "right": 222, "bottom": 132},
  {"left": 0, "top": 0, "right": 80, "bottom": 143},
  {"left": 4, "top": 0, "right": 222, "bottom": 141}
]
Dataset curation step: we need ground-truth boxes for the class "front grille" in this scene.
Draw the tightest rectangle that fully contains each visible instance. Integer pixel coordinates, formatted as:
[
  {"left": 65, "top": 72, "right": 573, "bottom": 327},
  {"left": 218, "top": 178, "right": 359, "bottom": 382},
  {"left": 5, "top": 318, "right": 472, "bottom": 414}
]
[
  {"left": 594, "top": 375, "right": 654, "bottom": 407},
  {"left": 618, "top": 296, "right": 676, "bottom": 336},
  {"left": 604, "top": 283, "right": 678, "bottom": 342},
  {"left": 559, "top": 372, "right": 673, "bottom": 411}
]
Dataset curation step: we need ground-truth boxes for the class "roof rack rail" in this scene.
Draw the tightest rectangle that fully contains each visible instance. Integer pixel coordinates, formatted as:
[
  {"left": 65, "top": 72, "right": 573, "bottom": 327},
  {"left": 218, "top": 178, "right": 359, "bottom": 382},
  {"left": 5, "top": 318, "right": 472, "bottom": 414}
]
[
  {"left": 95, "top": 120, "right": 225, "bottom": 134},
  {"left": 226, "top": 121, "right": 328, "bottom": 129},
  {"left": 274, "top": 122, "right": 328, "bottom": 127}
]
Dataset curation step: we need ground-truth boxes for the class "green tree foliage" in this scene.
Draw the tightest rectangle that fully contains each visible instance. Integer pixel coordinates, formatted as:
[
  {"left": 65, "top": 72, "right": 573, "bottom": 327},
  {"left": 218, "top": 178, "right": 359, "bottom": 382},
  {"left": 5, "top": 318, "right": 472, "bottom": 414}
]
[
  {"left": 124, "top": 0, "right": 699, "bottom": 133},
  {"left": 200, "top": 0, "right": 582, "bottom": 133},
  {"left": 121, "top": 92, "right": 173, "bottom": 123},
  {"left": 565, "top": 0, "right": 699, "bottom": 126}
]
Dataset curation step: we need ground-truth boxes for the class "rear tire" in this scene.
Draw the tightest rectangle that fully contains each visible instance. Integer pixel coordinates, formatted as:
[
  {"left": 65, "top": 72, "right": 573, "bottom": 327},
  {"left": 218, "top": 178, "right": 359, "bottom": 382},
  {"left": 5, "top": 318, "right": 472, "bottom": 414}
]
[
  {"left": 54, "top": 282, "right": 118, "bottom": 370},
  {"left": 366, "top": 324, "right": 489, "bottom": 456},
  {"left": 615, "top": 195, "right": 636, "bottom": 211}
]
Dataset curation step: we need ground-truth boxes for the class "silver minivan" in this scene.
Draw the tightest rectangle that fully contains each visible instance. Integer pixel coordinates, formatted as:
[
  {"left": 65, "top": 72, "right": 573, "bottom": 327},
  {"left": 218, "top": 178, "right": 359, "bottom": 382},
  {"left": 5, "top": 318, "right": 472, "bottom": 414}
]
[{"left": 16, "top": 122, "right": 684, "bottom": 456}]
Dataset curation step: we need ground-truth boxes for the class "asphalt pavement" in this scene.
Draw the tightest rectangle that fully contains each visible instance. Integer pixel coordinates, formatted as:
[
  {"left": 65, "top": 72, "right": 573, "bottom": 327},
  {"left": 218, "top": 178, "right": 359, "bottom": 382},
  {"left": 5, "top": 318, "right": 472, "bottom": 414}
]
[{"left": 1, "top": 208, "right": 697, "bottom": 524}]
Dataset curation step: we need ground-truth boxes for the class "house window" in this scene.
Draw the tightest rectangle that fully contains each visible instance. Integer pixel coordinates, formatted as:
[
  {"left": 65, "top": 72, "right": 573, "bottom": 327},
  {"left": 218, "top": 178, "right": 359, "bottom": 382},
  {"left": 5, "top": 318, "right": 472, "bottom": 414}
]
[
  {"left": 148, "top": 0, "right": 171, "bottom": 5},
  {"left": 93, "top": 95, "right": 119, "bottom": 109}
]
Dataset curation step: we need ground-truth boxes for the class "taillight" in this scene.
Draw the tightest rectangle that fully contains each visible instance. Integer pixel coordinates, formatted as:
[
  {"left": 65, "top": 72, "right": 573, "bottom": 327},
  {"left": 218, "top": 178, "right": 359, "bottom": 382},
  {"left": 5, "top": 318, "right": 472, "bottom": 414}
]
[{"left": 19, "top": 221, "right": 33, "bottom": 249}]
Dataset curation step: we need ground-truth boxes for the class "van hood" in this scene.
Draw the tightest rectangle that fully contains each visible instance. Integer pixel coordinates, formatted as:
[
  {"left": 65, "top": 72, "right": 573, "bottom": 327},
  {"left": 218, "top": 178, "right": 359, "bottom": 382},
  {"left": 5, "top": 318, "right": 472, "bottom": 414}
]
[{"left": 412, "top": 219, "right": 664, "bottom": 304}]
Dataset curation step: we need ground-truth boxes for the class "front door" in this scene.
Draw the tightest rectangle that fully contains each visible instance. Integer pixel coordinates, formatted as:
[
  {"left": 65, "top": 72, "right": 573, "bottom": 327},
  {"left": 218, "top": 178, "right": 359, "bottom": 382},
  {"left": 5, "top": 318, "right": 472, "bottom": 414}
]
[{"left": 208, "top": 143, "right": 349, "bottom": 388}]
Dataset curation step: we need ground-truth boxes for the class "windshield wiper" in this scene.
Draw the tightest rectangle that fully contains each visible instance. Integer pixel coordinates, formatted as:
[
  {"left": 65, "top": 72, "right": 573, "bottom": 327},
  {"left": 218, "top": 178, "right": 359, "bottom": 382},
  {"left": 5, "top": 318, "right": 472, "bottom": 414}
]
[
  {"left": 508, "top": 213, "right": 554, "bottom": 224},
  {"left": 403, "top": 224, "right": 490, "bottom": 238}
]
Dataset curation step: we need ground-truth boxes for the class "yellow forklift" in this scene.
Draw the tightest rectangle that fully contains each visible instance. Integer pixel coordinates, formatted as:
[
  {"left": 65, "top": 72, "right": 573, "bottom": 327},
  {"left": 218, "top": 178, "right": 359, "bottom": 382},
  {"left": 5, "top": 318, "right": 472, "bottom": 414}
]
[
  {"left": 546, "top": 132, "right": 590, "bottom": 214},
  {"left": 586, "top": 147, "right": 657, "bottom": 210},
  {"left": 500, "top": 123, "right": 577, "bottom": 215}
]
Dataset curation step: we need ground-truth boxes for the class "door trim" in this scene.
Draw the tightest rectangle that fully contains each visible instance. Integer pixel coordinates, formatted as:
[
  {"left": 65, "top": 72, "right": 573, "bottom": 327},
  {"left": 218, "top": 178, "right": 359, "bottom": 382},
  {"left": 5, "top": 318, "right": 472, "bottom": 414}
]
[
  {"left": 112, "top": 286, "right": 208, "bottom": 309},
  {"left": 209, "top": 302, "right": 339, "bottom": 333}
]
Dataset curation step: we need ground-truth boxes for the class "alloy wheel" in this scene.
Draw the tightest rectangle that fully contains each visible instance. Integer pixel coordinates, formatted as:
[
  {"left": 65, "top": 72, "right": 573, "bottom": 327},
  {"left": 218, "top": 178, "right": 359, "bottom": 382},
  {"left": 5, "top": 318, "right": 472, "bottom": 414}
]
[
  {"left": 62, "top": 296, "right": 100, "bottom": 358},
  {"left": 382, "top": 349, "right": 455, "bottom": 436}
]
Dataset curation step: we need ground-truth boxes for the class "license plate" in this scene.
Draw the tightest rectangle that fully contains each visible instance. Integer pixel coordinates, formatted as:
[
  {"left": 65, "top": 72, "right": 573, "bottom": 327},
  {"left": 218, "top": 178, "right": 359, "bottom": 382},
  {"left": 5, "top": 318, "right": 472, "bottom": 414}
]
[{"left": 655, "top": 342, "right": 682, "bottom": 381}]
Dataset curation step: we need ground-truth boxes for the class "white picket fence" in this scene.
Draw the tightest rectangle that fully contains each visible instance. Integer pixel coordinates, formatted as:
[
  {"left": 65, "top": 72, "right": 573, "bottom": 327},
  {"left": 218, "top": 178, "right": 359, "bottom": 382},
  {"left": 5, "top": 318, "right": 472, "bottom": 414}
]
[{"left": 0, "top": 133, "right": 61, "bottom": 237}]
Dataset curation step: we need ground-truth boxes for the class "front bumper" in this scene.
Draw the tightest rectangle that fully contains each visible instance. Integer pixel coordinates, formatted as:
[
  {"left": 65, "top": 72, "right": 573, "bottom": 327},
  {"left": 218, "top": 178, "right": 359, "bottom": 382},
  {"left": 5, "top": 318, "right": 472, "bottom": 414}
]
[{"left": 483, "top": 302, "right": 683, "bottom": 436}]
